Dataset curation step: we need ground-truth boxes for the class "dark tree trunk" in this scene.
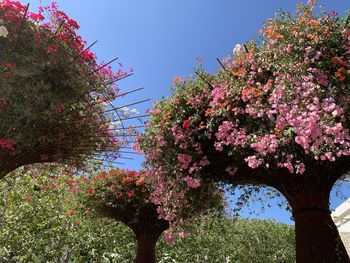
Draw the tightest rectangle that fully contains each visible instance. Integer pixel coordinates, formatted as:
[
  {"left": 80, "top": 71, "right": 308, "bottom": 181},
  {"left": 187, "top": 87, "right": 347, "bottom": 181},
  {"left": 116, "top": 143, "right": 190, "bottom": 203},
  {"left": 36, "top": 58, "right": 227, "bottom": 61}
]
[
  {"left": 273, "top": 172, "right": 350, "bottom": 263},
  {"left": 293, "top": 209, "right": 348, "bottom": 263},
  {"left": 97, "top": 204, "right": 169, "bottom": 263},
  {"left": 135, "top": 236, "right": 157, "bottom": 263}
]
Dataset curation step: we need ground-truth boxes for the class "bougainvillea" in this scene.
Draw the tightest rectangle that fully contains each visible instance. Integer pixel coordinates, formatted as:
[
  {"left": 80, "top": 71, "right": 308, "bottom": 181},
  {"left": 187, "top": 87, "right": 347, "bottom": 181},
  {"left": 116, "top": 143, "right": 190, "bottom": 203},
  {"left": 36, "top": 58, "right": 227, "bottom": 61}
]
[
  {"left": 79, "top": 169, "right": 169, "bottom": 263},
  {"left": 0, "top": 1, "right": 132, "bottom": 177},
  {"left": 141, "top": 1, "right": 350, "bottom": 262}
]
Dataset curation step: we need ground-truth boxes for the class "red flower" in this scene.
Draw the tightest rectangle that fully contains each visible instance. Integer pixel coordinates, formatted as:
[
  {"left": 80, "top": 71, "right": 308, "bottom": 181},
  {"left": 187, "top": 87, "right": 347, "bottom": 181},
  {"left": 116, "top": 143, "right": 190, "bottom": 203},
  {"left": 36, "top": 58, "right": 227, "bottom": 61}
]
[
  {"left": 68, "top": 210, "right": 75, "bottom": 216},
  {"left": 0, "top": 97, "right": 8, "bottom": 106},
  {"left": 86, "top": 188, "right": 94, "bottom": 195},
  {"left": 109, "top": 170, "right": 117, "bottom": 176},
  {"left": 55, "top": 103, "right": 64, "bottom": 113},
  {"left": 182, "top": 119, "right": 191, "bottom": 129},
  {"left": 128, "top": 190, "right": 135, "bottom": 198},
  {"left": 25, "top": 195, "right": 33, "bottom": 202},
  {"left": 121, "top": 177, "right": 131, "bottom": 184},
  {"left": 116, "top": 192, "right": 124, "bottom": 200},
  {"left": 67, "top": 180, "right": 75, "bottom": 186}
]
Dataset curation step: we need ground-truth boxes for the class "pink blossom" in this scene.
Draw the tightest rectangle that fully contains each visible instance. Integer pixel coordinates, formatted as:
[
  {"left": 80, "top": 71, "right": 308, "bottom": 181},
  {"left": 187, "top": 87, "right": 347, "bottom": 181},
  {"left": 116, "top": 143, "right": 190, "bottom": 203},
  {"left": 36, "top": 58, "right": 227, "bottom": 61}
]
[
  {"left": 178, "top": 154, "right": 192, "bottom": 170},
  {"left": 244, "top": 155, "right": 262, "bottom": 169}
]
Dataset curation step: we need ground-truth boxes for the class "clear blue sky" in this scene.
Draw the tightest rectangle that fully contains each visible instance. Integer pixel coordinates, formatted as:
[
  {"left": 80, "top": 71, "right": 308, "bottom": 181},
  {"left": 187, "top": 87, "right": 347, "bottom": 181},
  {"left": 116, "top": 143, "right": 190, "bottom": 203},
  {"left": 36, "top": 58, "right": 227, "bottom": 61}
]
[{"left": 26, "top": 0, "right": 350, "bottom": 224}]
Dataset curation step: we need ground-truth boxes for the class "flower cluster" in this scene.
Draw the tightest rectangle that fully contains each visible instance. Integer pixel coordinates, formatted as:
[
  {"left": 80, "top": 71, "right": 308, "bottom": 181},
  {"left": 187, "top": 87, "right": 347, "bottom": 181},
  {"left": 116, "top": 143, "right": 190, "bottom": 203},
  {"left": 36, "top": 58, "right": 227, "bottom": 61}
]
[
  {"left": 79, "top": 169, "right": 151, "bottom": 210},
  {"left": 140, "top": 1, "right": 350, "bottom": 224},
  {"left": 0, "top": 1, "right": 132, "bottom": 175}
]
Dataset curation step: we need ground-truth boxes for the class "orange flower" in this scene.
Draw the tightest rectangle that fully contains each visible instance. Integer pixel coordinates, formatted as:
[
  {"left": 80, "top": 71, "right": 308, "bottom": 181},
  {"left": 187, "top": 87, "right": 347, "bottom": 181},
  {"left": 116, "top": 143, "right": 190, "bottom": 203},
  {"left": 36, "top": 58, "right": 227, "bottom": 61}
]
[
  {"left": 274, "top": 127, "right": 281, "bottom": 135},
  {"left": 199, "top": 121, "right": 206, "bottom": 130},
  {"left": 308, "top": 19, "right": 320, "bottom": 27},
  {"left": 205, "top": 108, "right": 213, "bottom": 117},
  {"left": 336, "top": 67, "right": 347, "bottom": 82},
  {"left": 233, "top": 67, "right": 247, "bottom": 77},
  {"left": 136, "top": 177, "right": 144, "bottom": 186},
  {"left": 172, "top": 76, "right": 182, "bottom": 84},
  {"left": 332, "top": 56, "right": 348, "bottom": 67},
  {"left": 291, "top": 26, "right": 300, "bottom": 32},
  {"left": 264, "top": 25, "right": 283, "bottom": 41}
]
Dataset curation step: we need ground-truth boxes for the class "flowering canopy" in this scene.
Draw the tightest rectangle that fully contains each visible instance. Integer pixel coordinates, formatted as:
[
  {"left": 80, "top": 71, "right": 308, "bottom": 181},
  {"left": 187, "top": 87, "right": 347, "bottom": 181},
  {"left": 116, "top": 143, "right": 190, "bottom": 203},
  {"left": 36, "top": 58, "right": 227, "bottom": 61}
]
[
  {"left": 79, "top": 169, "right": 169, "bottom": 235},
  {"left": 0, "top": 1, "right": 131, "bottom": 177},
  {"left": 140, "top": 1, "right": 350, "bottom": 227}
]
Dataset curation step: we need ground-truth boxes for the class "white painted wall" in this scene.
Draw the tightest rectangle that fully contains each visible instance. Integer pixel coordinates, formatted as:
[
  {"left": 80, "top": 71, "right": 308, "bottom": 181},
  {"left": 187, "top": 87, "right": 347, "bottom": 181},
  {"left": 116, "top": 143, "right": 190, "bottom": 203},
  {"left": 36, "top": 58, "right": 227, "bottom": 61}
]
[
  {"left": 332, "top": 198, "right": 350, "bottom": 256},
  {"left": 332, "top": 198, "right": 350, "bottom": 232}
]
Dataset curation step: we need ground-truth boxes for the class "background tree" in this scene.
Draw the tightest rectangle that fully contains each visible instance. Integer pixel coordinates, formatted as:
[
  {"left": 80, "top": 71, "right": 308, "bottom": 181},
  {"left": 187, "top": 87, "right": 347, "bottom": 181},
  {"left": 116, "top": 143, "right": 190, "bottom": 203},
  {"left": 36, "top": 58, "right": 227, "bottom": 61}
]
[
  {"left": 140, "top": 1, "right": 350, "bottom": 262},
  {"left": 80, "top": 169, "right": 170, "bottom": 263},
  {"left": 0, "top": 166, "right": 295, "bottom": 262}
]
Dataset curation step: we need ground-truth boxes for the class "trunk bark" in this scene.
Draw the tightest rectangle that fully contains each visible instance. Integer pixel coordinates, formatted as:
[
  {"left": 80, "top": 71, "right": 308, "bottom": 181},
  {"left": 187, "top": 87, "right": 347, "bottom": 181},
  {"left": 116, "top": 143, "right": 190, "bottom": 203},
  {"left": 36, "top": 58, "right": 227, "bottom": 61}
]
[
  {"left": 135, "top": 236, "right": 157, "bottom": 263},
  {"left": 293, "top": 208, "right": 349, "bottom": 263},
  {"left": 273, "top": 173, "right": 350, "bottom": 263}
]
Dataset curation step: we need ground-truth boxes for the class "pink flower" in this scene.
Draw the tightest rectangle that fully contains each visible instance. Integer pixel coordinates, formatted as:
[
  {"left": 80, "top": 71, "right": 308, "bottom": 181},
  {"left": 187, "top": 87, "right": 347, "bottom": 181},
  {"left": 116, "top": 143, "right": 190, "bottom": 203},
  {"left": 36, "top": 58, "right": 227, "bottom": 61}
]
[
  {"left": 164, "top": 232, "right": 175, "bottom": 244},
  {"left": 55, "top": 103, "right": 64, "bottom": 113},
  {"left": 178, "top": 154, "right": 192, "bottom": 170},
  {"left": 244, "top": 155, "right": 262, "bottom": 169},
  {"left": 295, "top": 136, "right": 309, "bottom": 150},
  {"left": 183, "top": 176, "right": 201, "bottom": 188},
  {"left": 152, "top": 109, "right": 161, "bottom": 115}
]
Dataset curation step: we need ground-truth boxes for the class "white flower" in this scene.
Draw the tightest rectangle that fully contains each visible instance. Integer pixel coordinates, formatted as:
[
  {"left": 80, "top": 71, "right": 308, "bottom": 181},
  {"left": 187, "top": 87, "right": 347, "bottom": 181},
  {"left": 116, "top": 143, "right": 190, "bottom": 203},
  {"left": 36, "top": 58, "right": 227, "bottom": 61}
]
[
  {"left": 0, "top": 26, "right": 8, "bottom": 38},
  {"left": 233, "top": 44, "right": 242, "bottom": 55}
]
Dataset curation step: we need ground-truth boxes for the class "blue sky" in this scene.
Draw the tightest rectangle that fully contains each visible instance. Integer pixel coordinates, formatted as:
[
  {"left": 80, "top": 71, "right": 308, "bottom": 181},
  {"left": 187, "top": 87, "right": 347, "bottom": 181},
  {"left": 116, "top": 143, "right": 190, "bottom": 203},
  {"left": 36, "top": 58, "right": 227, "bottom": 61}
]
[{"left": 26, "top": 0, "right": 350, "bottom": 224}]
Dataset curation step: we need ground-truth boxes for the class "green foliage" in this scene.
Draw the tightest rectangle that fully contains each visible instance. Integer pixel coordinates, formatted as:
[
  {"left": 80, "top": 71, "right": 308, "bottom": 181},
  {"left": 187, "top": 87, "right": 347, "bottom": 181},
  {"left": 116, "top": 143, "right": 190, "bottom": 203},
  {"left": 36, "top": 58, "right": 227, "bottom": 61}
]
[
  {"left": 0, "top": 167, "right": 136, "bottom": 262},
  {"left": 156, "top": 215, "right": 295, "bottom": 263},
  {"left": 0, "top": 166, "right": 295, "bottom": 262}
]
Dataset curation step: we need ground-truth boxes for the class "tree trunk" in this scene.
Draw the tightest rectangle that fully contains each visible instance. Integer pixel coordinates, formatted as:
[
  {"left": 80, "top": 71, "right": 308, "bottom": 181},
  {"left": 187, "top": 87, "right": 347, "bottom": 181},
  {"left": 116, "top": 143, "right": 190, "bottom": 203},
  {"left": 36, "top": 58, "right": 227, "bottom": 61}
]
[
  {"left": 135, "top": 236, "right": 157, "bottom": 263},
  {"left": 273, "top": 173, "right": 350, "bottom": 263},
  {"left": 294, "top": 209, "right": 349, "bottom": 262}
]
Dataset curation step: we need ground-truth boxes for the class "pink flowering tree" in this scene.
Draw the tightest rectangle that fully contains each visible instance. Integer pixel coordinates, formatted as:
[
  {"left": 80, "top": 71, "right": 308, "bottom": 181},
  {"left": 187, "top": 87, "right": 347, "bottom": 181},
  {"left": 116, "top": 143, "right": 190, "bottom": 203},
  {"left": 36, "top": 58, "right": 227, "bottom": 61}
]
[
  {"left": 141, "top": 2, "right": 350, "bottom": 262},
  {"left": 79, "top": 169, "right": 170, "bottom": 263},
  {"left": 0, "top": 1, "right": 131, "bottom": 177}
]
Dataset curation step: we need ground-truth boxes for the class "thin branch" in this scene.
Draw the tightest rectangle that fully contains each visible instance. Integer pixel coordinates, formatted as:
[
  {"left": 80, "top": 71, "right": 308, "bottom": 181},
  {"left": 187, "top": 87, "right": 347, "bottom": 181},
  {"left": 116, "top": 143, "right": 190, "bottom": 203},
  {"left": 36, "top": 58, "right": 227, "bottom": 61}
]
[
  {"left": 88, "top": 57, "right": 119, "bottom": 76},
  {"left": 48, "top": 21, "right": 65, "bottom": 43},
  {"left": 117, "top": 114, "right": 149, "bottom": 122},
  {"left": 105, "top": 99, "right": 150, "bottom": 113},
  {"left": 244, "top": 44, "right": 249, "bottom": 53},
  {"left": 114, "top": 87, "right": 144, "bottom": 99},
  {"left": 72, "top": 40, "right": 98, "bottom": 61},
  {"left": 216, "top": 58, "right": 227, "bottom": 72},
  {"left": 194, "top": 70, "right": 215, "bottom": 89},
  {"left": 14, "top": 3, "right": 30, "bottom": 49}
]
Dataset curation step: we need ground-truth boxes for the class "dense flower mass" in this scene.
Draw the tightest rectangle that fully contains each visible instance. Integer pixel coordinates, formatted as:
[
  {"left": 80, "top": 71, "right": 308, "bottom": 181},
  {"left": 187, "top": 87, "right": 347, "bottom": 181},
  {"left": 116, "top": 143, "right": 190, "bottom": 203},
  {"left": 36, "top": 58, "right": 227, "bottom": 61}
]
[
  {"left": 80, "top": 169, "right": 152, "bottom": 208},
  {"left": 140, "top": 2, "right": 350, "bottom": 224},
  {"left": 0, "top": 1, "right": 132, "bottom": 176}
]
